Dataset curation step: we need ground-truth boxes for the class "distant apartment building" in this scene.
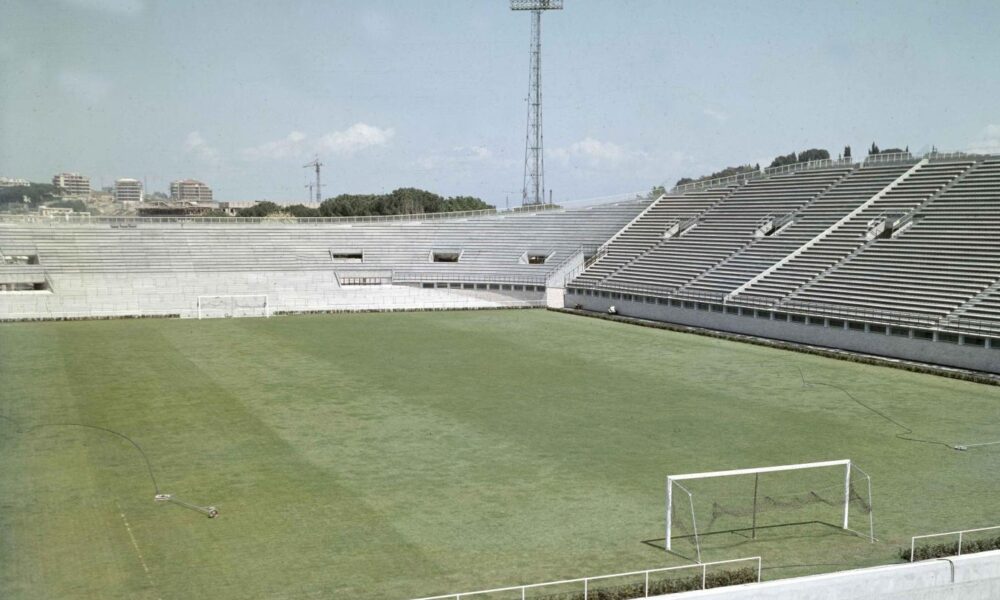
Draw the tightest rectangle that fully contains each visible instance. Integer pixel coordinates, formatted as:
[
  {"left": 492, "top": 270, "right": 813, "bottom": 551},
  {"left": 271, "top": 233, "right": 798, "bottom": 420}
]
[
  {"left": 114, "top": 178, "right": 144, "bottom": 203},
  {"left": 52, "top": 172, "right": 91, "bottom": 197},
  {"left": 0, "top": 177, "right": 30, "bottom": 188},
  {"left": 170, "top": 179, "right": 213, "bottom": 202}
]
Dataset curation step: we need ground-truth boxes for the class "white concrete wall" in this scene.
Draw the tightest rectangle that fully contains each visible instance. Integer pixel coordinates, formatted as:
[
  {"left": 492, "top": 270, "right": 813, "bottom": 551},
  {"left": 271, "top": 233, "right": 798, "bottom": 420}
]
[
  {"left": 660, "top": 551, "right": 1000, "bottom": 600},
  {"left": 0, "top": 272, "right": 545, "bottom": 320},
  {"left": 567, "top": 291, "right": 1000, "bottom": 375}
]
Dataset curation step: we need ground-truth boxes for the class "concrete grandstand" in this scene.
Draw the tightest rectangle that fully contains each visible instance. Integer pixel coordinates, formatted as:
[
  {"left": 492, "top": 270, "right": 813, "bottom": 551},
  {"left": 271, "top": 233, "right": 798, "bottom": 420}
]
[
  {"left": 566, "top": 152, "right": 1000, "bottom": 374},
  {"left": 3, "top": 151, "right": 999, "bottom": 374},
  {"left": 0, "top": 200, "right": 648, "bottom": 319}
]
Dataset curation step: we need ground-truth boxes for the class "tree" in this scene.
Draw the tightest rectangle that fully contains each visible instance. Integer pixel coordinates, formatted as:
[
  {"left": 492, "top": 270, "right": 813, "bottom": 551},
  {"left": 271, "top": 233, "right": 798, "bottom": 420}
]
[
  {"left": 768, "top": 152, "right": 798, "bottom": 168},
  {"left": 319, "top": 188, "right": 492, "bottom": 217},
  {"left": 235, "top": 201, "right": 281, "bottom": 217},
  {"left": 285, "top": 204, "right": 320, "bottom": 218},
  {"left": 797, "top": 148, "right": 830, "bottom": 163},
  {"left": 674, "top": 164, "right": 758, "bottom": 188},
  {"left": 870, "top": 142, "right": 880, "bottom": 155},
  {"left": 768, "top": 148, "right": 830, "bottom": 169},
  {"left": 648, "top": 185, "right": 667, "bottom": 198},
  {"left": 0, "top": 183, "right": 61, "bottom": 209}
]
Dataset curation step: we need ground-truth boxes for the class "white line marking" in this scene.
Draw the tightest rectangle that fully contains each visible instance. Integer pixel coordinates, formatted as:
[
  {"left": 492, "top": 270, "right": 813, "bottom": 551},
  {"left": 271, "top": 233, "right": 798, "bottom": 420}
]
[{"left": 116, "top": 500, "right": 161, "bottom": 599}]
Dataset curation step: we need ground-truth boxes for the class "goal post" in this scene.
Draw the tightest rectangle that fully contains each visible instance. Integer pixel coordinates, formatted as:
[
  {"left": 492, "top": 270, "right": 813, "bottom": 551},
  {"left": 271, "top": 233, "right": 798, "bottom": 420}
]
[
  {"left": 666, "top": 459, "right": 874, "bottom": 561},
  {"left": 196, "top": 294, "right": 270, "bottom": 319}
]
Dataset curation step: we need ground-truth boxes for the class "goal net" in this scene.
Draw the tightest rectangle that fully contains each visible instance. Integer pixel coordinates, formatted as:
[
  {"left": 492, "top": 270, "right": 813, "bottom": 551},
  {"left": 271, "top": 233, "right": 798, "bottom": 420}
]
[
  {"left": 666, "top": 460, "right": 874, "bottom": 562},
  {"left": 196, "top": 295, "right": 270, "bottom": 319}
]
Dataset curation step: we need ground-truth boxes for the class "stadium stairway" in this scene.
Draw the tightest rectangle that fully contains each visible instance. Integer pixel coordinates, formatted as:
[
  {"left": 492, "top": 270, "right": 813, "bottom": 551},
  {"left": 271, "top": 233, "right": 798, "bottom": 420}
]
[
  {"left": 735, "top": 158, "right": 976, "bottom": 306},
  {"left": 788, "top": 157, "right": 1000, "bottom": 321}
]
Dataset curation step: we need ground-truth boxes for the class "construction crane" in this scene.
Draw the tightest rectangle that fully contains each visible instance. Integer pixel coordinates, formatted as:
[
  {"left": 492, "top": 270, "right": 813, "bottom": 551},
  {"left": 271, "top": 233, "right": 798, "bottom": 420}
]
[
  {"left": 303, "top": 157, "right": 323, "bottom": 203},
  {"left": 511, "top": 0, "right": 563, "bottom": 206}
]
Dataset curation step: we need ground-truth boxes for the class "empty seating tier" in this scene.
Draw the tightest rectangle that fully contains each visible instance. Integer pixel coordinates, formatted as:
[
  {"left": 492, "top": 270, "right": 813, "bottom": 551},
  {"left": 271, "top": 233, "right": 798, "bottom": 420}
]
[{"left": 569, "top": 155, "right": 1000, "bottom": 334}]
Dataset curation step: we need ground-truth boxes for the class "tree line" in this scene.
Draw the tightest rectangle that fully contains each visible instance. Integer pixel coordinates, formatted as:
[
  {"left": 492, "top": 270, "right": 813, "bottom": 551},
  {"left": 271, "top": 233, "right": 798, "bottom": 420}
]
[
  {"left": 236, "top": 188, "right": 493, "bottom": 218},
  {"left": 669, "top": 143, "right": 908, "bottom": 189},
  {"left": 0, "top": 183, "right": 61, "bottom": 211}
]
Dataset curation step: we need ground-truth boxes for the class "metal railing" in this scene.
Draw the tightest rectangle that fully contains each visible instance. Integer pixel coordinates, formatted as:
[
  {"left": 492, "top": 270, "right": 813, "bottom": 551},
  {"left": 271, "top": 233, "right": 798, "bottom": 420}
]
[
  {"left": 762, "top": 157, "right": 853, "bottom": 177},
  {"left": 910, "top": 525, "right": 1000, "bottom": 562},
  {"left": 391, "top": 272, "right": 549, "bottom": 286},
  {"left": 671, "top": 170, "right": 762, "bottom": 195},
  {"left": 925, "top": 151, "right": 980, "bottom": 162},
  {"left": 862, "top": 152, "right": 916, "bottom": 166},
  {"left": 670, "top": 157, "right": 855, "bottom": 195},
  {"left": 555, "top": 190, "right": 655, "bottom": 207},
  {"left": 0, "top": 204, "right": 568, "bottom": 226},
  {"left": 408, "top": 556, "right": 762, "bottom": 600},
  {"left": 546, "top": 245, "right": 602, "bottom": 277}
]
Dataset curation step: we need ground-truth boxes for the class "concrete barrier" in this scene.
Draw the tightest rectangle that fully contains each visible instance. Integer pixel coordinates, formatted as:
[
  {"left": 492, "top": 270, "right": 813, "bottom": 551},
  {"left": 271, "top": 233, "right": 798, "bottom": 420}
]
[{"left": 660, "top": 550, "right": 1000, "bottom": 599}]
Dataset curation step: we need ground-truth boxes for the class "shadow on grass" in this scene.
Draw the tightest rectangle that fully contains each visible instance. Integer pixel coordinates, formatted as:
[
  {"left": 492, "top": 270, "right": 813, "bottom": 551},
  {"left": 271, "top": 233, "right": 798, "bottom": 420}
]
[{"left": 643, "top": 520, "right": 855, "bottom": 553}]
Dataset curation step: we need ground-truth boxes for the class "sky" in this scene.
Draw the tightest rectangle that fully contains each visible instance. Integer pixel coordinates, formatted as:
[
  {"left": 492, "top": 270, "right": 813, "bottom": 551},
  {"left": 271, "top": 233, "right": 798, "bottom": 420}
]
[{"left": 2, "top": 0, "right": 999, "bottom": 205}]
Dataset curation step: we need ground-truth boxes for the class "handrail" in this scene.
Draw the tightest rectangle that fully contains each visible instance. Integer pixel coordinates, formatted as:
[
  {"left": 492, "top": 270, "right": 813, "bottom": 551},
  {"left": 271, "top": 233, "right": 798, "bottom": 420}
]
[
  {"left": 910, "top": 524, "right": 1000, "bottom": 562},
  {"left": 408, "top": 556, "right": 762, "bottom": 600},
  {"left": 547, "top": 244, "right": 601, "bottom": 276}
]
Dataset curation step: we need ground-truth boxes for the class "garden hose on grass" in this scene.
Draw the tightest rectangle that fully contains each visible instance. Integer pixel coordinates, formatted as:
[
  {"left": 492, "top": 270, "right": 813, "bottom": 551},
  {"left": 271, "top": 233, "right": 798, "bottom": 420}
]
[{"left": 0, "top": 413, "right": 219, "bottom": 518}]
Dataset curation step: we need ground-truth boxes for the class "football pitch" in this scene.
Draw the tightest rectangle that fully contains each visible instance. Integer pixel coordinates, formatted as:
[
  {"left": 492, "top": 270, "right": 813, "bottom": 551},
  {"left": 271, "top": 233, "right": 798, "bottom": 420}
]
[{"left": 2, "top": 309, "right": 999, "bottom": 599}]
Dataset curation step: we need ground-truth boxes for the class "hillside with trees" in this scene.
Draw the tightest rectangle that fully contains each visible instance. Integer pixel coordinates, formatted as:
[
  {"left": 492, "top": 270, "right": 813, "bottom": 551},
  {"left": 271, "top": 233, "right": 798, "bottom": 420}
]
[{"left": 0, "top": 183, "right": 61, "bottom": 212}]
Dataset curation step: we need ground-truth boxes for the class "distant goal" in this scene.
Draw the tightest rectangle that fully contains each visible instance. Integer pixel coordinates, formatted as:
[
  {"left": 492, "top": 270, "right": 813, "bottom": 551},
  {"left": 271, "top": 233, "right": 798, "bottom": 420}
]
[
  {"left": 666, "top": 459, "right": 874, "bottom": 562},
  {"left": 196, "top": 295, "right": 270, "bottom": 319}
]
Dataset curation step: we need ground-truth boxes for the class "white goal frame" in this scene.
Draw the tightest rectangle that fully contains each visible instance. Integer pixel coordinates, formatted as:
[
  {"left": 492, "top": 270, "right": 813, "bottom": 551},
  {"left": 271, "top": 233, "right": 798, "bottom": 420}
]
[
  {"left": 196, "top": 294, "right": 270, "bottom": 319},
  {"left": 666, "top": 459, "right": 874, "bottom": 560}
]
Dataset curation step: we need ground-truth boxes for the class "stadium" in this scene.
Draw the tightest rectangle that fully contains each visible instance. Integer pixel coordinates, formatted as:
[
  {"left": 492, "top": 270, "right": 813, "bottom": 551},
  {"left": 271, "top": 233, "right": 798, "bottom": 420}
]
[
  {"left": 4, "top": 150, "right": 1000, "bottom": 599},
  {"left": 4, "top": 1, "right": 1000, "bottom": 599}
]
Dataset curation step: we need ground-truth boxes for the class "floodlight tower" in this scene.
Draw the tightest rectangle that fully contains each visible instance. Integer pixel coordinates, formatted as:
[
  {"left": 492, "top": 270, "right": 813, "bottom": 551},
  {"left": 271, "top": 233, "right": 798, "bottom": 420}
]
[{"left": 511, "top": 0, "right": 563, "bottom": 206}]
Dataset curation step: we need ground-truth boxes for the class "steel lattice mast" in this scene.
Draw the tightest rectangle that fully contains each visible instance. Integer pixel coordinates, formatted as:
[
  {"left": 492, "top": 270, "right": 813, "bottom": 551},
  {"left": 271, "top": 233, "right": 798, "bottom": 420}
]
[
  {"left": 303, "top": 157, "right": 323, "bottom": 203},
  {"left": 511, "top": 0, "right": 562, "bottom": 206}
]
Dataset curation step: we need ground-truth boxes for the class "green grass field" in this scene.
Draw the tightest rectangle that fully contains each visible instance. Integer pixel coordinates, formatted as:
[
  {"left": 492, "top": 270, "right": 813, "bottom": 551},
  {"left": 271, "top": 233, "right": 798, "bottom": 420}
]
[{"left": 2, "top": 309, "right": 1000, "bottom": 599}]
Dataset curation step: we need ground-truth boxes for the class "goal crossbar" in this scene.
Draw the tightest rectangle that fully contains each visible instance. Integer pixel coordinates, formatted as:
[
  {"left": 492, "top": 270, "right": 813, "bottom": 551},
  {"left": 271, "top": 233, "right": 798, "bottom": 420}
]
[
  {"left": 668, "top": 459, "right": 850, "bottom": 481},
  {"left": 666, "top": 459, "right": 872, "bottom": 557}
]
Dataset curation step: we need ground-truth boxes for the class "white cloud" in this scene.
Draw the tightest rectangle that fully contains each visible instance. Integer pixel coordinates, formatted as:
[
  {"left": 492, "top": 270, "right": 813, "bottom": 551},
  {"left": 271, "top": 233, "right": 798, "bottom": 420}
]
[
  {"left": 241, "top": 131, "right": 307, "bottom": 161},
  {"left": 56, "top": 69, "right": 111, "bottom": 104},
  {"left": 968, "top": 124, "right": 1000, "bottom": 154},
  {"left": 317, "top": 123, "right": 395, "bottom": 156},
  {"left": 548, "top": 137, "right": 648, "bottom": 170},
  {"left": 60, "top": 0, "right": 145, "bottom": 15},
  {"left": 702, "top": 107, "right": 729, "bottom": 124},
  {"left": 241, "top": 123, "right": 394, "bottom": 161},
  {"left": 185, "top": 131, "right": 220, "bottom": 164}
]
